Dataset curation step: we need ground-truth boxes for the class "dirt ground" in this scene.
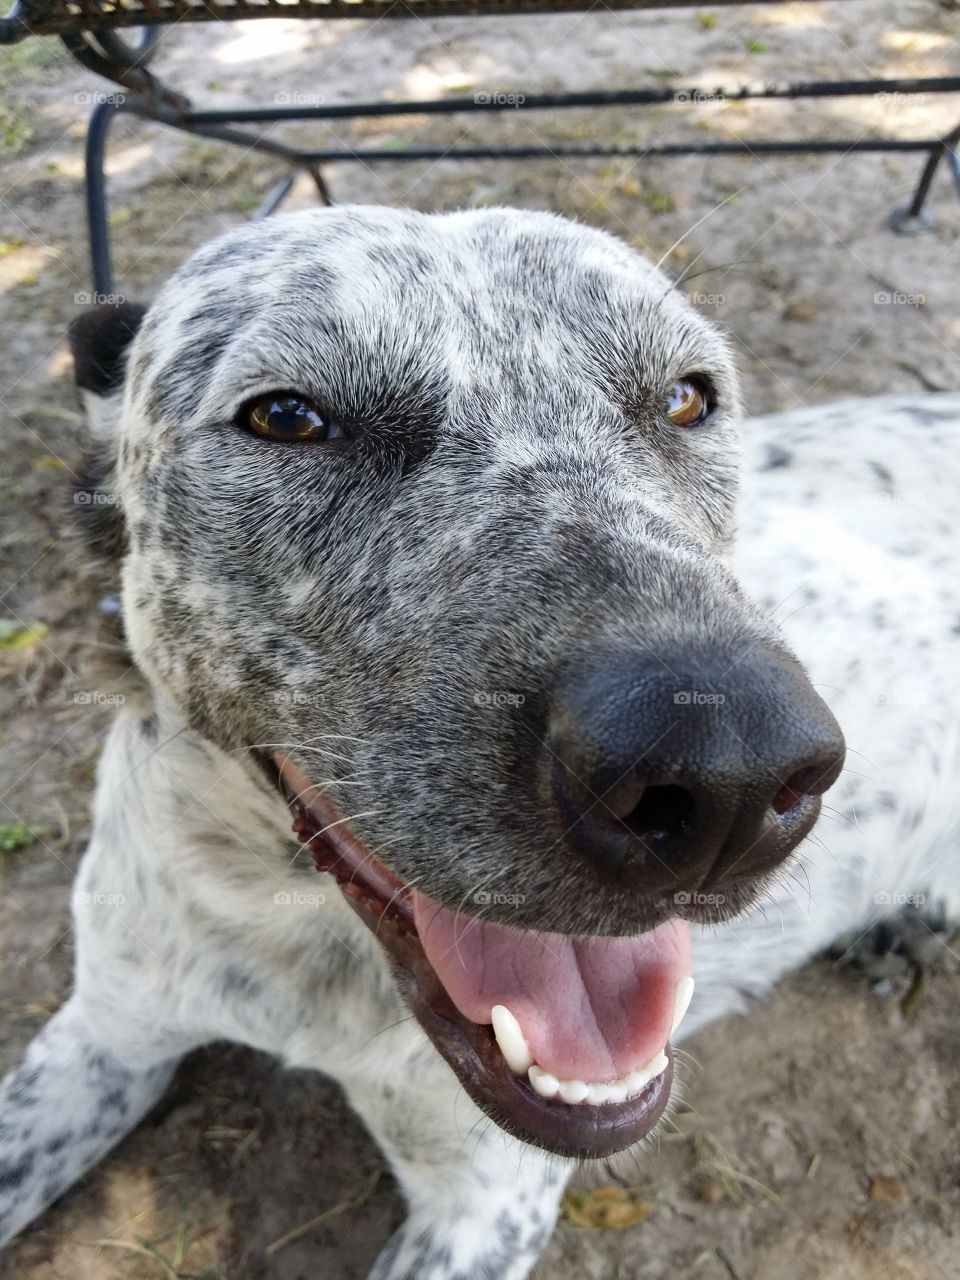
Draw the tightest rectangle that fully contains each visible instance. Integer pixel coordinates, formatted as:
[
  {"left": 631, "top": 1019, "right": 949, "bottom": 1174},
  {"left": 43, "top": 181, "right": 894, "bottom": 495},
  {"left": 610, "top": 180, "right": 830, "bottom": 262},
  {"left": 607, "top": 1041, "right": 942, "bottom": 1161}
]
[{"left": 1, "top": 2, "right": 958, "bottom": 1277}]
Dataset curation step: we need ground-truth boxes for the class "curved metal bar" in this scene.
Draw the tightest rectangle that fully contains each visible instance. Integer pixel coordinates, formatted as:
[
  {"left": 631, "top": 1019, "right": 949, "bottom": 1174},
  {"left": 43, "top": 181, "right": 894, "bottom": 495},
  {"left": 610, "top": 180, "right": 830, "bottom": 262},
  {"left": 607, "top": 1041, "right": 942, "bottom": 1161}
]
[
  {"left": 84, "top": 96, "right": 128, "bottom": 297},
  {"left": 905, "top": 122, "right": 960, "bottom": 217}
]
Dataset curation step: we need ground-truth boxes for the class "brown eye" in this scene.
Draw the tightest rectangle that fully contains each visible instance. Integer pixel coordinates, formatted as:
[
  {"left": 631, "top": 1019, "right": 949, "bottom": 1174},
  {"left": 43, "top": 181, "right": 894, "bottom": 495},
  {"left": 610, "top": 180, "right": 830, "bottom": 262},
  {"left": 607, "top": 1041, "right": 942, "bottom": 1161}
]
[
  {"left": 665, "top": 378, "right": 711, "bottom": 427},
  {"left": 245, "top": 393, "right": 344, "bottom": 443}
]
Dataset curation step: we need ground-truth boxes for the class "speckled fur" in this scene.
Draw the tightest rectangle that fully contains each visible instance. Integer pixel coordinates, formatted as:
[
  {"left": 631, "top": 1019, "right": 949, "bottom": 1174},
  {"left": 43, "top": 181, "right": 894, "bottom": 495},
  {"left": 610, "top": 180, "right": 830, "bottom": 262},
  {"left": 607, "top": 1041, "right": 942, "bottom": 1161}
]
[{"left": 1, "top": 207, "right": 957, "bottom": 1277}]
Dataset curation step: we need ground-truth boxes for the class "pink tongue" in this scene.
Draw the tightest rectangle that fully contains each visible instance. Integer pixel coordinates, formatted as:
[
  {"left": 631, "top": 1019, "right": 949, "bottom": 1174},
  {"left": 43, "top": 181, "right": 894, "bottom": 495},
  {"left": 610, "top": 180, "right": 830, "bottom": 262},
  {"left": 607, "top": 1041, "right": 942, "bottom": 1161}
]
[{"left": 412, "top": 892, "right": 691, "bottom": 1082}]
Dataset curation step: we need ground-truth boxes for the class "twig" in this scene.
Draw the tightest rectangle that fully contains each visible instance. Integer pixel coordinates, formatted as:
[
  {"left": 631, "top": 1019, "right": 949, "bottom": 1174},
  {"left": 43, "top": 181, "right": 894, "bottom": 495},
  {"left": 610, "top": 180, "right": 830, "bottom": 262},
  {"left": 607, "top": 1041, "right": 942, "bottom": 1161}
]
[{"left": 265, "top": 1169, "right": 381, "bottom": 1256}]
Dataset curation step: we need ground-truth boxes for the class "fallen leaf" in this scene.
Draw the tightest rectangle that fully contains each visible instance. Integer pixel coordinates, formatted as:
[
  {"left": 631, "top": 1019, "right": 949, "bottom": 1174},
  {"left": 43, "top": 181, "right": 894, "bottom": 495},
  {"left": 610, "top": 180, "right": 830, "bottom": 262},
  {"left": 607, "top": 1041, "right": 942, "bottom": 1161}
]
[
  {"left": 0, "top": 823, "right": 37, "bottom": 852},
  {"left": 783, "top": 299, "right": 817, "bottom": 322},
  {"left": 562, "top": 1186, "right": 655, "bottom": 1229},
  {"left": 869, "top": 1175, "right": 907, "bottom": 1205},
  {"left": 0, "top": 618, "right": 49, "bottom": 650}
]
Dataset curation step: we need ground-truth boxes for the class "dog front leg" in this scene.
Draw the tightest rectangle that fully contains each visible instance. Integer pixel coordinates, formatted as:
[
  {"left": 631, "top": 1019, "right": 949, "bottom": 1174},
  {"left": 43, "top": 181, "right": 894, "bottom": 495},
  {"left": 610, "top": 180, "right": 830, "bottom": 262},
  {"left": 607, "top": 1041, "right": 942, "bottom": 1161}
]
[
  {"left": 0, "top": 994, "right": 181, "bottom": 1245},
  {"left": 352, "top": 1076, "right": 569, "bottom": 1280},
  {"left": 370, "top": 1143, "right": 566, "bottom": 1280}
]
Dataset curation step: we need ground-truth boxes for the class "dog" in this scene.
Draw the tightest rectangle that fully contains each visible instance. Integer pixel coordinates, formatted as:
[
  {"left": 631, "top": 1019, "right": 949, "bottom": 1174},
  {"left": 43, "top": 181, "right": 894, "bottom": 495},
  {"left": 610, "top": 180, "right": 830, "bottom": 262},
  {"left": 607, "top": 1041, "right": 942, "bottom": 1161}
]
[{"left": 1, "top": 205, "right": 957, "bottom": 1279}]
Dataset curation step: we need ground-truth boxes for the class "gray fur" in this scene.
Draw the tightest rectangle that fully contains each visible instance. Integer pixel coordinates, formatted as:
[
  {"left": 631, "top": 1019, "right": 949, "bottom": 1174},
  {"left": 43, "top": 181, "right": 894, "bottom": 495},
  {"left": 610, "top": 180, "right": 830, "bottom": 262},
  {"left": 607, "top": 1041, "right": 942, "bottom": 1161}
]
[{"left": 0, "top": 206, "right": 957, "bottom": 1277}]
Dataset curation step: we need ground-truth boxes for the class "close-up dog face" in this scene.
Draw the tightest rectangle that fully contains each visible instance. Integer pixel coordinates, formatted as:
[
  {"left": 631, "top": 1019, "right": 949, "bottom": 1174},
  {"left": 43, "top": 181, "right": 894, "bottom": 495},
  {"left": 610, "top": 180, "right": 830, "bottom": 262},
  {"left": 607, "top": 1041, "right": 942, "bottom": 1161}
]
[{"left": 74, "top": 205, "right": 844, "bottom": 1156}]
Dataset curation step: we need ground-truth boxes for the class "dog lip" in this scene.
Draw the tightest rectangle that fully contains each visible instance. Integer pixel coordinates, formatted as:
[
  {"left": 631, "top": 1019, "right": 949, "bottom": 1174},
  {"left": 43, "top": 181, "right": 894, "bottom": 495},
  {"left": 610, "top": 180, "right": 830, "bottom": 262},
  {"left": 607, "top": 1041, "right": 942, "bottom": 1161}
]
[
  {"left": 267, "top": 749, "right": 675, "bottom": 1156},
  {"left": 399, "top": 962, "right": 675, "bottom": 1158}
]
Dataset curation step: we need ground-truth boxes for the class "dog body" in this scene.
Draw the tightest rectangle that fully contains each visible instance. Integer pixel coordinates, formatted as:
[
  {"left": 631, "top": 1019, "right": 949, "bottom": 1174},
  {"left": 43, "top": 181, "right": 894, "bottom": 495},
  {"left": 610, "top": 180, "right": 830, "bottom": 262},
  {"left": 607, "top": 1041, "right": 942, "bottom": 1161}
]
[{"left": 1, "top": 206, "right": 957, "bottom": 1278}]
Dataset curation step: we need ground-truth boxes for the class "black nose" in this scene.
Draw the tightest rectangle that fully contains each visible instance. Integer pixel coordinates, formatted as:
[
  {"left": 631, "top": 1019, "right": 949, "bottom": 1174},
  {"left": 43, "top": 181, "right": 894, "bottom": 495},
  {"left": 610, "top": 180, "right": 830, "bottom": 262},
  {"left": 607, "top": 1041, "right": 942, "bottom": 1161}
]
[{"left": 546, "top": 644, "right": 845, "bottom": 892}]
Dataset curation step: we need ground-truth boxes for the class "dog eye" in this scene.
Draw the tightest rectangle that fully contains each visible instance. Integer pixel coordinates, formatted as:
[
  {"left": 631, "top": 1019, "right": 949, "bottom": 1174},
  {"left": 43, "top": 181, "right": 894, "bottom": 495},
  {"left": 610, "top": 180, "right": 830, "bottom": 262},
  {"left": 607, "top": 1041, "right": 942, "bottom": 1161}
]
[
  {"left": 244, "top": 393, "right": 345, "bottom": 443},
  {"left": 665, "top": 378, "right": 711, "bottom": 428}
]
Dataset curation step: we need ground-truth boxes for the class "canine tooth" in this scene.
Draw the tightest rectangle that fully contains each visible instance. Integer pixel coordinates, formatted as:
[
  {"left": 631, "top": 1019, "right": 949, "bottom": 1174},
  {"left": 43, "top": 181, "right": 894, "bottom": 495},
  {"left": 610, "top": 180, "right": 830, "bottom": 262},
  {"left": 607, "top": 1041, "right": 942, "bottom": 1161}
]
[
  {"left": 647, "top": 1051, "right": 669, "bottom": 1080},
  {"left": 558, "top": 1079, "right": 589, "bottom": 1104},
  {"left": 528, "top": 1065, "right": 560, "bottom": 1099},
  {"left": 670, "top": 976, "right": 695, "bottom": 1038},
  {"left": 491, "top": 1004, "right": 534, "bottom": 1075}
]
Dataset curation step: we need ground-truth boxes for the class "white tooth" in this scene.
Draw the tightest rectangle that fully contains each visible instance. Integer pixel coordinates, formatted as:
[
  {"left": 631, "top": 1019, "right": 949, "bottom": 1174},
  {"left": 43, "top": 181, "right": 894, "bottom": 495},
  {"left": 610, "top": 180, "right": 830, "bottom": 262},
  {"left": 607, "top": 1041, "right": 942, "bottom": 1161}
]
[
  {"left": 647, "top": 1051, "right": 669, "bottom": 1080},
  {"left": 491, "top": 1005, "right": 534, "bottom": 1075},
  {"left": 528, "top": 1065, "right": 560, "bottom": 1099},
  {"left": 625, "top": 1068, "right": 651, "bottom": 1097},
  {"left": 585, "top": 1082, "right": 617, "bottom": 1105},
  {"left": 670, "top": 976, "right": 695, "bottom": 1038},
  {"left": 558, "top": 1079, "right": 589, "bottom": 1104}
]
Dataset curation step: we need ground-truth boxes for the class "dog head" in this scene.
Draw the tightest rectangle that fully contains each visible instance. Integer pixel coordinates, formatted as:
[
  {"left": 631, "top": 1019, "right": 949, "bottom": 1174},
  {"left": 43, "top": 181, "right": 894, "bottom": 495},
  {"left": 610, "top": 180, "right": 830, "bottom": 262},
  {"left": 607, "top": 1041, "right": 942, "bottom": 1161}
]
[{"left": 71, "top": 206, "right": 843, "bottom": 1157}]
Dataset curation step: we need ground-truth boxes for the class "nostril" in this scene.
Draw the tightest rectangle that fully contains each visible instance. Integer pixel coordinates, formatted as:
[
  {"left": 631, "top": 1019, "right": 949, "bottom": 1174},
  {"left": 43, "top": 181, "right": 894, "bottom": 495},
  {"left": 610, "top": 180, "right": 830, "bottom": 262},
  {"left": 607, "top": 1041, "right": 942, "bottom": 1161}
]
[
  {"left": 772, "top": 780, "right": 807, "bottom": 816},
  {"left": 772, "top": 764, "right": 828, "bottom": 816},
  {"left": 622, "top": 784, "right": 696, "bottom": 841}
]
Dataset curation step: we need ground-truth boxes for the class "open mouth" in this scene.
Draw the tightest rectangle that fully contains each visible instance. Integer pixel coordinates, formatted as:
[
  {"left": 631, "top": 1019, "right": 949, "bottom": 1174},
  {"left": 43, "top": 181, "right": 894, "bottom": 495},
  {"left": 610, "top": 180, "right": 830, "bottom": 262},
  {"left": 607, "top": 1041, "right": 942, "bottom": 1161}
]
[{"left": 269, "top": 752, "right": 695, "bottom": 1159}]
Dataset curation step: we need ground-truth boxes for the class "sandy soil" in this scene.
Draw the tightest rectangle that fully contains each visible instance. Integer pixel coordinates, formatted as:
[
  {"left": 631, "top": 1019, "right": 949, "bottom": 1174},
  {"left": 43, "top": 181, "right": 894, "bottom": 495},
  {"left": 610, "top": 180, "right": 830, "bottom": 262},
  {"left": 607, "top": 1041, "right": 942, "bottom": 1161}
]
[{"left": 1, "top": 3, "right": 958, "bottom": 1277}]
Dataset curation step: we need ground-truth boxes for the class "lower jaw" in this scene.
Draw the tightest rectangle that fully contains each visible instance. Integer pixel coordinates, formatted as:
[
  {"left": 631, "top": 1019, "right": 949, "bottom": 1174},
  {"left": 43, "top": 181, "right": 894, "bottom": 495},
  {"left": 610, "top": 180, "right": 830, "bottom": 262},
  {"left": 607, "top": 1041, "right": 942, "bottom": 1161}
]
[
  {"left": 322, "top": 845, "right": 676, "bottom": 1159},
  {"left": 395, "top": 957, "right": 675, "bottom": 1158},
  {"left": 268, "top": 751, "right": 681, "bottom": 1158}
]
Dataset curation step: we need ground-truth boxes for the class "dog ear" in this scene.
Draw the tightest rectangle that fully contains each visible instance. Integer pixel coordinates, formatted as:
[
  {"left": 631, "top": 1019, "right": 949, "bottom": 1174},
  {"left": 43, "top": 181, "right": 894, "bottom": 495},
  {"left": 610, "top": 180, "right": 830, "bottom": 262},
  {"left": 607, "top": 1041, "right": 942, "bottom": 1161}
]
[{"left": 68, "top": 301, "right": 146, "bottom": 565}]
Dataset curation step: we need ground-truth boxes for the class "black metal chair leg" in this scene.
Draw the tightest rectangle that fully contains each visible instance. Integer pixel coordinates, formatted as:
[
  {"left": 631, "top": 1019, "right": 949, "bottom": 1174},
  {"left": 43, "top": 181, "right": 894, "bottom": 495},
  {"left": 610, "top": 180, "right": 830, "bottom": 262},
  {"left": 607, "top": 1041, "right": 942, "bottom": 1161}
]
[
  {"left": 85, "top": 97, "right": 128, "bottom": 298},
  {"left": 254, "top": 174, "right": 296, "bottom": 220},
  {"left": 307, "top": 164, "right": 332, "bottom": 207},
  {"left": 889, "top": 122, "right": 960, "bottom": 234}
]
